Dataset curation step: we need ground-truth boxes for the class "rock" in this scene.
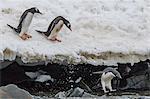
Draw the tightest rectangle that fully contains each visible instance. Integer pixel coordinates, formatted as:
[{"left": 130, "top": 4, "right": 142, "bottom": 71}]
[
  {"left": 55, "top": 87, "right": 97, "bottom": 98},
  {"left": 0, "top": 62, "right": 30, "bottom": 86},
  {"left": 122, "top": 74, "right": 150, "bottom": 89},
  {"left": 0, "top": 84, "right": 32, "bottom": 99},
  {"left": 0, "top": 61, "right": 13, "bottom": 70},
  {"left": 55, "top": 91, "right": 66, "bottom": 98},
  {"left": 68, "top": 87, "right": 85, "bottom": 97},
  {"left": 35, "top": 75, "right": 54, "bottom": 82}
]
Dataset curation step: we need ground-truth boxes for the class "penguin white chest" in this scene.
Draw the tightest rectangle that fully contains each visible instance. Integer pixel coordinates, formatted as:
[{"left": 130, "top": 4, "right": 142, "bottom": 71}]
[
  {"left": 101, "top": 72, "right": 116, "bottom": 93},
  {"left": 48, "top": 20, "right": 64, "bottom": 39},
  {"left": 101, "top": 72, "right": 115, "bottom": 82},
  {"left": 21, "top": 12, "right": 34, "bottom": 33}
]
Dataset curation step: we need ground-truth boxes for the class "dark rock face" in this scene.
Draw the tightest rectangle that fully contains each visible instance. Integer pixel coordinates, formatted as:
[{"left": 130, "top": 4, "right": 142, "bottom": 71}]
[
  {"left": 130, "top": 61, "right": 148, "bottom": 76},
  {"left": 0, "top": 84, "right": 32, "bottom": 99},
  {"left": 0, "top": 62, "right": 30, "bottom": 86},
  {"left": 117, "top": 63, "right": 131, "bottom": 78},
  {"left": 0, "top": 60, "right": 150, "bottom": 95},
  {"left": 124, "top": 75, "right": 150, "bottom": 89}
]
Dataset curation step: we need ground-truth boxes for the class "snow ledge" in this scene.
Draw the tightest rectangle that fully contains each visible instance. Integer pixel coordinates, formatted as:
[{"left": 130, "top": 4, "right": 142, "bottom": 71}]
[
  {"left": 0, "top": 47, "right": 149, "bottom": 66},
  {"left": 1, "top": 0, "right": 150, "bottom": 66}
]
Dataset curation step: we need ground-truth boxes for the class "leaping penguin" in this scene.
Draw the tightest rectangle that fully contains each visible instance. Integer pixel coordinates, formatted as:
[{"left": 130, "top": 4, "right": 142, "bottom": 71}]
[
  {"left": 7, "top": 7, "right": 42, "bottom": 40},
  {"left": 36, "top": 16, "right": 72, "bottom": 42}
]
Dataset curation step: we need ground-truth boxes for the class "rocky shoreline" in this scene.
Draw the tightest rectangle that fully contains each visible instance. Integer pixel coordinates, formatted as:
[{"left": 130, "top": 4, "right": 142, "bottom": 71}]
[
  {"left": 0, "top": 84, "right": 150, "bottom": 99},
  {"left": 0, "top": 59, "right": 150, "bottom": 98}
]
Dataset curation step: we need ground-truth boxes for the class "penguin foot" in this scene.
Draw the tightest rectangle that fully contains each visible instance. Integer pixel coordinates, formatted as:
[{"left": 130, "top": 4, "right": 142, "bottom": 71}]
[
  {"left": 20, "top": 36, "right": 27, "bottom": 40},
  {"left": 20, "top": 34, "right": 28, "bottom": 40},
  {"left": 104, "top": 90, "right": 109, "bottom": 93},
  {"left": 49, "top": 38, "right": 61, "bottom": 42},
  {"left": 24, "top": 33, "right": 32, "bottom": 38},
  {"left": 55, "top": 38, "right": 61, "bottom": 42},
  {"left": 110, "top": 89, "right": 116, "bottom": 92},
  {"left": 49, "top": 38, "right": 56, "bottom": 41},
  {"left": 19, "top": 33, "right": 32, "bottom": 40}
]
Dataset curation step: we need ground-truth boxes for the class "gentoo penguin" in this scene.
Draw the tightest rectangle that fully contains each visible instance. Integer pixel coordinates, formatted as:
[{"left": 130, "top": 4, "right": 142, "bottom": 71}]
[
  {"left": 7, "top": 7, "right": 42, "bottom": 40},
  {"left": 92, "top": 67, "right": 122, "bottom": 93},
  {"left": 36, "top": 16, "right": 72, "bottom": 42},
  {"left": 101, "top": 67, "right": 122, "bottom": 93}
]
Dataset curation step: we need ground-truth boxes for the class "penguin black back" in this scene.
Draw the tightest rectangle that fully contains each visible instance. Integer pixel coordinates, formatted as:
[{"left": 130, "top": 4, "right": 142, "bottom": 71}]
[
  {"left": 7, "top": 9, "right": 30, "bottom": 34},
  {"left": 47, "top": 16, "right": 65, "bottom": 33},
  {"left": 35, "top": 16, "right": 63, "bottom": 36},
  {"left": 17, "top": 7, "right": 42, "bottom": 32},
  {"left": 19, "top": 7, "right": 41, "bottom": 24},
  {"left": 36, "top": 16, "right": 71, "bottom": 37},
  {"left": 7, "top": 7, "right": 42, "bottom": 34}
]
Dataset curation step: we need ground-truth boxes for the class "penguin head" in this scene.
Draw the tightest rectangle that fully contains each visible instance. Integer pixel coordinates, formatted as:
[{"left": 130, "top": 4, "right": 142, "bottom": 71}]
[
  {"left": 29, "top": 7, "right": 42, "bottom": 14},
  {"left": 64, "top": 20, "right": 72, "bottom": 31}
]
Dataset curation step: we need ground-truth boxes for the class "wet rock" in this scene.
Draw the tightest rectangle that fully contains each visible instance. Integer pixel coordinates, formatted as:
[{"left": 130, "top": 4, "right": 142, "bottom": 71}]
[
  {"left": 117, "top": 63, "right": 131, "bottom": 78},
  {"left": 55, "top": 91, "right": 66, "bottom": 98},
  {"left": 1, "top": 60, "right": 150, "bottom": 95},
  {"left": 55, "top": 87, "right": 97, "bottom": 98},
  {"left": 122, "top": 74, "right": 150, "bottom": 90},
  {"left": 0, "top": 61, "right": 13, "bottom": 70},
  {"left": 0, "top": 84, "right": 32, "bottom": 99},
  {"left": 130, "top": 61, "right": 148, "bottom": 76},
  {"left": 0, "top": 62, "right": 30, "bottom": 86}
]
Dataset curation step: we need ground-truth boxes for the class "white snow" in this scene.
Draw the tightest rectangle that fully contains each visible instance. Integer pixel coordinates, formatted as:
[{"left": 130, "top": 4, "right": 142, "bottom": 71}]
[{"left": 1, "top": 0, "right": 150, "bottom": 66}]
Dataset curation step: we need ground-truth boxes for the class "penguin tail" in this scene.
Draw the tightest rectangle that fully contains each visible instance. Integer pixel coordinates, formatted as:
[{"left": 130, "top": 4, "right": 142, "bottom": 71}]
[
  {"left": 35, "top": 30, "right": 45, "bottom": 34},
  {"left": 7, "top": 24, "right": 19, "bottom": 33},
  {"left": 36, "top": 30, "right": 49, "bottom": 36}
]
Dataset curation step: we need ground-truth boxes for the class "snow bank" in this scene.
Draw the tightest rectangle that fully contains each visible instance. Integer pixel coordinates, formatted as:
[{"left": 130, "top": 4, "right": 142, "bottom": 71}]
[{"left": 1, "top": 0, "right": 150, "bottom": 65}]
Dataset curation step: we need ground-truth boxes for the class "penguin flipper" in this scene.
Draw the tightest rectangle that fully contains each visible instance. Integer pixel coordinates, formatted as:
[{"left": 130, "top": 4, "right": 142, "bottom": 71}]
[
  {"left": 36, "top": 30, "right": 49, "bottom": 36},
  {"left": 7, "top": 24, "right": 19, "bottom": 33}
]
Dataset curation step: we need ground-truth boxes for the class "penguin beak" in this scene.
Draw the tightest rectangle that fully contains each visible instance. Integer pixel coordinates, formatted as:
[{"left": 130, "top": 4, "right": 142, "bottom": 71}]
[
  {"left": 69, "top": 27, "right": 72, "bottom": 31},
  {"left": 118, "top": 75, "right": 122, "bottom": 79},
  {"left": 37, "top": 11, "right": 42, "bottom": 14},
  {"left": 38, "top": 11, "right": 42, "bottom": 14}
]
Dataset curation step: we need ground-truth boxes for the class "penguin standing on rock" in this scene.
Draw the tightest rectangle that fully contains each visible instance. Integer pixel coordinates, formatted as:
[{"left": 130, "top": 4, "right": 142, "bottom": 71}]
[
  {"left": 101, "top": 67, "right": 122, "bottom": 93},
  {"left": 93, "top": 67, "right": 122, "bottom": 93},
  {"left": 7, "top": 7, "right": 42, "bottom": 40},
  {"left": 36, "top": 16, "right": 72, "bottom": 42}
]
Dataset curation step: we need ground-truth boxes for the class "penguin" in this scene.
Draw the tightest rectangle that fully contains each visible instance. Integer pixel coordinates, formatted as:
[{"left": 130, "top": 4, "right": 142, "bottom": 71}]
[
  {"left": 101, "top": 67, "right": 122, "bottom": 93},
  {"left": 36, "top": 16, "right": 72, "bottom": 42},
  {"left": 7, "top": 7, "right": 42, "bottom": 40},
  {"left": 92, "top": 67, "right": 122, "bottom": 93}
]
